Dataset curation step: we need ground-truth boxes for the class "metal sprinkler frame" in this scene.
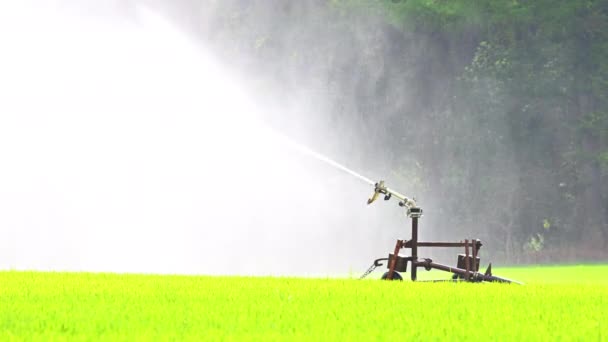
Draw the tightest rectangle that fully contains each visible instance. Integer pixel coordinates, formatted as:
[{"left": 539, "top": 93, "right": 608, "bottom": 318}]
[{"left": 363, "top": 181, "right": 521, "bottom": 284}]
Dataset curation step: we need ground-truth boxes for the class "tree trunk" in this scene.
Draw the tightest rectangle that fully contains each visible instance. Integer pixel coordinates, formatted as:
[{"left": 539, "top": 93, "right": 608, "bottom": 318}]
[{"left": 577, "top": 92, "right": 605, "bottom": 245}]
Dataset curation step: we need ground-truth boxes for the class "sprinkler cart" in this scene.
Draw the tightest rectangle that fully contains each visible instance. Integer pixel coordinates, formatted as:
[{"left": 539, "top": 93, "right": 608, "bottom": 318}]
[{"left": 361, "top": 181, "right": 521, "bottom": 284}]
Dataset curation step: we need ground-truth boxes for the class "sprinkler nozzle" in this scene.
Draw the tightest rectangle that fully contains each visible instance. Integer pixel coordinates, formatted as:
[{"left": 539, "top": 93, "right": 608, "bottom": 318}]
[
  {"left": 367, "top": 180, "right": 418, "bottom": 209},
  {"left": 367, "top": 181, "right": 386, "bottom": 205}
]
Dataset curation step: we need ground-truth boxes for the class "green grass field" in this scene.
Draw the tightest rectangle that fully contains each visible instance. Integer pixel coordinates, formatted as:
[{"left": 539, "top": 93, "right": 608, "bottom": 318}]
[{"left": 1, "top": 265, "right": 607, "bottom": 341}]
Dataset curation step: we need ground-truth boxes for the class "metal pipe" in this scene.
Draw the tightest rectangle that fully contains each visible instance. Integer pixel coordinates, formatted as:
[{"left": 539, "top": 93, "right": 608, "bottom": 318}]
[
  {"left": 411, "top": 216, "right": 418, "bottom": 281},
  {"left": 367, "top": 181, "right": 416, "bottom": 208},
  {"left": 385, "top": 186, "right": 417, "bottom": 208},
  {"left": 472, "top": 239, "right": 478, "bottom": 271},
  {"left": 405, "top": 241, "right": 474, "bottom": 248},
  {"left": 465, "top": 239, "right": 471, "bottom": 281},
  {"left": 415, "top": 260, "right": 522, "bottom": 284}
]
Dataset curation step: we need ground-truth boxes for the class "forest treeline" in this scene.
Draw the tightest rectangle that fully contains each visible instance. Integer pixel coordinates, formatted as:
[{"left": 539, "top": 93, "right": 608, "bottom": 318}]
[{"left": 154, "top": 0, "right": 608, "bottom": 262}]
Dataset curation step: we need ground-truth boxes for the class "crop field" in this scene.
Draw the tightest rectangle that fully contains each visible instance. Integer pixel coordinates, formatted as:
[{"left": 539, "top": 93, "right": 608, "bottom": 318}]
[{"left": 1, "top": 265, "right": 607, "bottom": 341}]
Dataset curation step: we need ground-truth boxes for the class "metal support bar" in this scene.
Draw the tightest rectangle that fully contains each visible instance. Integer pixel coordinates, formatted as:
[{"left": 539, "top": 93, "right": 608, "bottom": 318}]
[
  {"left": 411, "top": 216, "right": 418, "bottom": 281},
  {"left": 387, "top": 240, "right": 404, "bottom": 280},
  {"left": 404, "top": 241, "right": 476, "bottom": 248},
  {"left": 464, "top": 239, "right": 470, "bottom": 281},
  {"left": 472, "top": 239, "right": 478, "bottom": 271}
]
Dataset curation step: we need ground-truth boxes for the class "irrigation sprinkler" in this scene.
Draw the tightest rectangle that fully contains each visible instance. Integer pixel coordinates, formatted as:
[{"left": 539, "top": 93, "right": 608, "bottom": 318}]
[{"left": 361, "top": 181, "right": 522, "bottom": 284}]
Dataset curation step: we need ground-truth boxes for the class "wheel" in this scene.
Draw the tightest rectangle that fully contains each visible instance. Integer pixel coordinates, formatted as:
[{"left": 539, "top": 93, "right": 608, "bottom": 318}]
[{"left": 381, "top": 271, "right": 403, "bottom": 281}]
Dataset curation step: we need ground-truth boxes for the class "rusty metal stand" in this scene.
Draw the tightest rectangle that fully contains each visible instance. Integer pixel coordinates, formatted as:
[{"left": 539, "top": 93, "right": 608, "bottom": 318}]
[
  {"left": 382, "top": 207, "right": 520, "bottom": 284},
  {"left": 363, "top": 180, "right": 521, "bottom": 284}
]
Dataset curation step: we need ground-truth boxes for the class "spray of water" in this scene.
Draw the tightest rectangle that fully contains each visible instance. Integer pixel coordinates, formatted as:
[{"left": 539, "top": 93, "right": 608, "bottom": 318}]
[
  {"left": 0, "top": 2, "right": 397, "bottom": 275},
  {"left": 260, "top": 127, "right": 376, "bottom": 186}
]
